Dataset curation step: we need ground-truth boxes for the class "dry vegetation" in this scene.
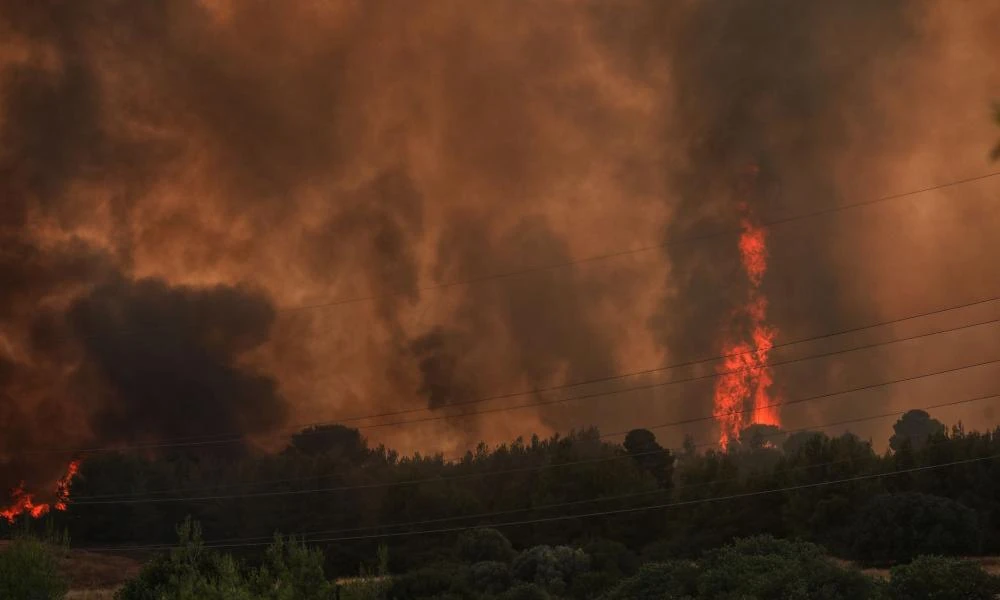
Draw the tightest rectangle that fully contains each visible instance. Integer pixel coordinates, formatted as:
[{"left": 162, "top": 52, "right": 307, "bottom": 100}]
[{"left": 1, "top": 541, "right": 142, "bottom": 598}]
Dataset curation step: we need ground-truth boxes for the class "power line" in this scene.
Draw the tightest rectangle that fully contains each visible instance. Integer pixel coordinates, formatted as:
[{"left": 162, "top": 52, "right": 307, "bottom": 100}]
[
  {"left": 279, "top": 170, "right": 1000, "bottom": 313},
  {"left": 31, "top": 296, "right": 1000, "bottom": 456},
  {"left": 67, "top": 358, "right": 1000, "bottom": 505},
  {"left": 80, "top": 451, "right": 1000, "bottom": 551},
  {"left": 281, "top": 296, "right": 1000, "bottom": 427},
  {"left": 76, "top": 392, "right": 998, "bottom": 541}
]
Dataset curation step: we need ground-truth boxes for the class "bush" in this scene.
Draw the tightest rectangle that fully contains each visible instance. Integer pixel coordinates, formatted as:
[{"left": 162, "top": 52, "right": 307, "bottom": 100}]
[
  {"left": 0, "top": 537, "right": 69, "bottom": 600},
  {"left": 599, "top": 561, "right": 700, "bottom": 600},
  {"left": 849, "top": 493, "right": 982, "bottom": 565},
  {"left": 886, "top": 555, "right": 1000, "bottom": 600},
  {"left": 115, "top": 520, "right": 252, "bottom": 600},
  {"left": 467, "top": 560, "right": 511, "bottom": 595},
  {"left": 386, "top": 564, "right": 472, "bottom": 599},
  {"left": 249, "top": 535, "right": 333, "bottom": 600},
  {"left": 512, "top": 545, "right": 589, "bottom": 596},
  {"left": 117, "top": 519, "right": 336, "bottom": 600},
  {"left": 582, "top": 539, "right": 638, "bottom": 578},
  {"left": 499, "top": 582, "right": 552, "bottom": 600},
  {"left": 697, "top": 535, "right": 877, "bottom": 600},
  {"left": 455, "top": 528, "right": 516, "bottom": 564}
]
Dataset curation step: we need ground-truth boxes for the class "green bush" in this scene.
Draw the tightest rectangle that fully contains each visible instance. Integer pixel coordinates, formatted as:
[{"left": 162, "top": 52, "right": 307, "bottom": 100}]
[
  {"left": 249, "top": 535, "right": 333, "bottom": 600},
  {"left": 467, "top": 560, "right": 511, "bottom": 594},
  {"left": 0, "top": 537, "right": 69, "bottom": 600},
  {"left": 386, "top": 563, "right": 472, "bottom": 599},
  {"left": 886, "top": 555, "right": 1000, "bottom": 600},
  {"left": 115, "top": 520, "right": 253, "bottom": 600},
  {"left": 117, "top": 519, "right": 336, "bottom": 600},
  {"left": 455, "top": 528, "right": 516, "bottom": 564},
  {"left": 582, "top": 539, "right": 638, "bottom": 578},
  {"left": 599, "top": 561, "right": 699, "bottom": 600},
  {"left": 697, "top": 535, "right": 877, "bottom": 600},
  {"left": 849, "top": 493, "right": 982, "bottom": 565},
  {"left": 498, "top": 582, "right": 552, "bottom": 600},
  {"left": 511, "top": 545, "right": 589, "bottom": 596}
]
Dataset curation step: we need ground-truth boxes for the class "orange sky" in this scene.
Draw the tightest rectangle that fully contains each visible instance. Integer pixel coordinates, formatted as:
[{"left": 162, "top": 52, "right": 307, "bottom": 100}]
[{"left": 0, "top": 0, "right": 998, "bottom": 489}]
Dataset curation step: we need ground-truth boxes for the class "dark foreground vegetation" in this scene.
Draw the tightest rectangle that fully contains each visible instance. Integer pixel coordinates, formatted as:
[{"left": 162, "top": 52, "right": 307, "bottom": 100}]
[
  {"left": 4, "top": 408, "right": 1000, "bottom": 598},
  {"left": 4, "top": 526, "right": 1000, "bottom": 599}
]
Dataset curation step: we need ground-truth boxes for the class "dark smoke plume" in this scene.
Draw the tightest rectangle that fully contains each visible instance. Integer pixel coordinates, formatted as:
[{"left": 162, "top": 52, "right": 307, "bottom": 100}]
[
  {"left": 631, "top": 0, "right": 925, "bottom": 440},
  {"left": 68, "top": 276, "right": 287, "bottom": 446}
]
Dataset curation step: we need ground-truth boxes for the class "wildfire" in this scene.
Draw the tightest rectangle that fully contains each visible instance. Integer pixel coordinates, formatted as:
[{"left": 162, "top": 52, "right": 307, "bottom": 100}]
[
  {"left": 713, "top": 168, "right": 781, "bottom": 449},
  {"left": 1, "top": 460, "right": 81, "bottom": 524}
]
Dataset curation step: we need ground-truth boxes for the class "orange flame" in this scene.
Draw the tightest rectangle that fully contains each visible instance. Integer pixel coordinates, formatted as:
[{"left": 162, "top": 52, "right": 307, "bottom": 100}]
[
  {"left": 1, "top": 460, "right": 81, "bottom": 524},
  {"left": 713, "top": 169, "right": 781, "bottom": 449}
]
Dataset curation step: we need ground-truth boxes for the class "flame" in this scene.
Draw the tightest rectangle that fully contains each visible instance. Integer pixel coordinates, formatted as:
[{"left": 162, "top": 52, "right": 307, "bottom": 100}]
[
  {"left": 1, "top": 460, "right": 80, "bottom": 524},
  {"left": 713, "top": 168, "right": 781, "bottom": 449}
]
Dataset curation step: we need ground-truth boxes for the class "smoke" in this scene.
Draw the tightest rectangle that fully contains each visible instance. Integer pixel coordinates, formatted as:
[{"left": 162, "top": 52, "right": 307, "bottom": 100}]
[
  {"left": 1, "top": 0, "right": 999, "bottom": 496},
  {"left": 626, "top": 0, "right": 926, "bottom": 441},
  {"left": 68, "top": 276, "right": 286, "bottom": 446}
]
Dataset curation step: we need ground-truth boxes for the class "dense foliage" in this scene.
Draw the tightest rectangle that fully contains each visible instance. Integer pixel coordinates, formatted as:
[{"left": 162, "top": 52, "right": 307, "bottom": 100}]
[
  {"left": 3, "top": 412, "right": 997, "bottom": 578},
  {"left": 102, "top": 530, "right": 1000, "bottom": 599},
  {"left": 4, "top": 410, "right": 1000, "bottom": 597},
  {"left": 886, "top": 555, "right": 1000, "bottom": 600},
  {"left": 0, "top": 537, "right": 68, "bottom": 600},
  {"left": 116, "top": 519, "right": 334, "bottom": 600}
]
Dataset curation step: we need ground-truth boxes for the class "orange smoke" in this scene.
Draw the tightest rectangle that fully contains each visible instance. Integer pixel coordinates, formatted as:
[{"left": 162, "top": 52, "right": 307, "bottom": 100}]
[
  {"left": 713, "top": 170, "right": 781, "bottom": 449},
  {"left": 1, "top": 460, "right": 80, "bottom": 524}
]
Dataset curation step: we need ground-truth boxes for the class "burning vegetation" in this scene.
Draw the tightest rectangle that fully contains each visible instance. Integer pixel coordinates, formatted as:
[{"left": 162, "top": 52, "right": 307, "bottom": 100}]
[
  {"left": 713, "top": 166, "right": 781, "bottom": 448},
  {"left": 1, "top": 460, "right": 79, "bottom": 524}
]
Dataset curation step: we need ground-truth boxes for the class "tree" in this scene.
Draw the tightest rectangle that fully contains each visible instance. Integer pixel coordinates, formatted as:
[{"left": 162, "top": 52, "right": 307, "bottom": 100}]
[
  {"left": 737, "top": 424, "right": 786, "bottom": 450},
  {"left": 782, "top": 430, "right": 825, "bottom": 456},
  {"left": 623, "top": 429, "right": 675, "bottom": 488},
  {"left": 889, "top": 410, "right": 945, "bottom": 453},
  {"left": 0, "top": 537, "right": 68, "bottom": 600},
  {"left": 455, "top": 528, "right": 516, "bottom": 564},
  {"left": 283, "top": 424, "right": 370, "bottom": 460},
  {"left": 849, "top": 493, "right": 982, "bottom": 565},
  {"left": 512, "top": 545, "right": 589, "bottom": 596},
  {"left": 249, "top": 535, "right": 333, "bottom": 600},
  {"left": 697, "top": 535, "right": 877, "bottom": 600},
  {"left": 599, "top": 561, "right": 700, "bottom": 600},
  {"left": 887, "top": 555, "right": 1000, "bottom": 600}
]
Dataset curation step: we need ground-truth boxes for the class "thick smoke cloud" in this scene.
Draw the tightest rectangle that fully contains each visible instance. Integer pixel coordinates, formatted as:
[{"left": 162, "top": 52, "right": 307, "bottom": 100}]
[
  {"left": 632, "top": 0, "right": 925, "bottom": 439},
  {"left": 1, "top": 0, "right": 998, "bottom": 496},
  {"left": 68, "top": 277, "right": 286, "bottom": 446}
]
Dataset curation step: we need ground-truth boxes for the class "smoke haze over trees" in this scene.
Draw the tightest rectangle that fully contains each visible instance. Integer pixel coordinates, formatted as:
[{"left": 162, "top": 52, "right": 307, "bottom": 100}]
[{"left": 0, "top": 0, "right": 998, "bottom": 499}]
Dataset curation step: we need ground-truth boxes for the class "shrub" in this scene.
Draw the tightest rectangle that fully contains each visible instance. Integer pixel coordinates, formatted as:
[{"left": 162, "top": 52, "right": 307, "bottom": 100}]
[
  {"left": 117, "top": 519, "right": 336, "bottom": 600},
  {"left": 249, "top": 535, "right": 333, "bottom": 600},
  {"left": 512, "top": 545, "right": 589, "bottom": 596},
  {"left": 599, "top": 561, "right": 700, "bottom": 600},
  {"left": 116, "top": 519, "right": 253, "bottom": 600},
  {"left": 886, "top": 555, "right": 1000, "bottom": 600},
  {"left": 499, "top": 582, "right": 552, "bottom": 600},
  {"left": 386, "top": 564, "right": 472, "bottom": 599},
  {"left": 697, "top": 535, "right": 876, "bottom": 600},
  {"left": 0, "top": 537, "right": 69, "bottom": 600},
  {"left": 467, "top": 560, "right": 511, "bottom": 595},
  {"left": 582, "top": 539, "right": 638, "bottom": 578},
  {"left": 455, "top": 528, "right": 516, "bottom": 564},
  {"left": 849, "top": 493, "right": 982, "bottom": 565}
]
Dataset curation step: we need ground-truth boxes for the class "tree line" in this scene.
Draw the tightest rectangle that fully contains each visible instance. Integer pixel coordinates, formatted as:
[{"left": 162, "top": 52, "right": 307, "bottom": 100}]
[{"left": 5, "top": 408, "right": 1000, "bottom": 578}]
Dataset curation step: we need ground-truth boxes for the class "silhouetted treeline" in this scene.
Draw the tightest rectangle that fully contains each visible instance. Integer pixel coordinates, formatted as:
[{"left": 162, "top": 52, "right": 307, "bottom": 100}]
[{"left": 8, "top": 409, "right": 1000, "bottom": 576}]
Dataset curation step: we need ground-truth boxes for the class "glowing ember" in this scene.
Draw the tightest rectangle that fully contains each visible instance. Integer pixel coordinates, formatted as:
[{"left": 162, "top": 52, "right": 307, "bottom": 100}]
[
  {"left": 1, "top": 460, "right": 81, "bottom": 524},
  {"left": 713, "top": 168, "right": 781, "bottom": 448}
]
